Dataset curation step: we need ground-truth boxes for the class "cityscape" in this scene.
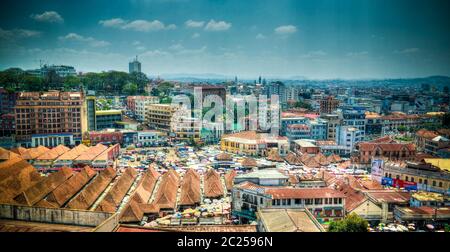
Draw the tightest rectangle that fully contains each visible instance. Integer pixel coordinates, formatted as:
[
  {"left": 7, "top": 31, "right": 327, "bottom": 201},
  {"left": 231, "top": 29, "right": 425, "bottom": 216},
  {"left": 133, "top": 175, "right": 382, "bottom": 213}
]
[{"left": 1, "top": 0, "right": 450, "bottom": 235}]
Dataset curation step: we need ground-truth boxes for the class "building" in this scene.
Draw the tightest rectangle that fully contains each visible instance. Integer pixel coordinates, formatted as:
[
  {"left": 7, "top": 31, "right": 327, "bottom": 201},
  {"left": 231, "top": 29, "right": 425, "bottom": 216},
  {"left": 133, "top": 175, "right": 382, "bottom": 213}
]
[
  {"left": 95, "top": 110, "right": 123, "bottom": 130},
  {"left": 14, "top": 91, "right": 87, "bottom": 147},
  {"left": 171, "top": 116, "right": 201, "bottom": 143},
  {"left": 320, "top": 113, "right": 342, "bottom": 141},
  {"left": 394, "top": 206, "right": 450, "bottom": 229},
  {"left": 286, "top": 124, "right": 311, "bottom": 141},
  {"left": 0, "top": 88, "right": 18, "bottom": 141},
  {"left": 31, "top": 65, "right": 77, "bottom": 77},
  {"left": 266, "top": 81, "right": 287, "bottom": 107},
  {"left": 129, "top": 56, "right": 141, "bottom": 73},
  {"left": 381, "top": 161, "right": 450, "bottom": 194},
  {"left": 137, "top": 130, "right": 166, "bottom": 147},
  {"left": 357, "top": 140, "right": 416, "bottom": 164},
  {"left": 319, "top": 96, "right": 339, "bottom": 114},
  {"left": 146, "top": 104, "right": 182, "bottom": 132},
  {"left": 424, "top": 136, "right": 450, "bottom": 156},
  {"left": 189, "top": 85, "right": 227, "bottom": 104},
  {"left": 134, "top": 96, "right": 159, "bottom": 122},
  {"left": 280, "top": 115, "right": 308, "bottom": 136},
  {"left": 365, "top": 112, "right": 383, "bottom": 137},
  {"left": 220, "top": 131, "right": 289, "bottom": 157},
  {"left": 336, "top": 126, "right": 365, "bottom": 155},
  {"left": 86, "top": 96, "right": 96, "bottom": 131},
  {"left": 88, "top": 131, "right": 123, "bottom": 146},
  {"left": 256, "top": 208, "right": 324, "bottom": 232},
  {"left": 232, "top": 182, "right": 346, "bottom": 223},
  {"left": 410, "top": 192, "right": 449, "bottom": 207},
  {"left": 415, "top": 129, "right": 439, "bottom": 151},
  {"left": 292, "top": 140, "right": 320, "bottom": 155},
  {"left": 234, "top": 169, "right": 289, "bottom": 186},
  {"left": 340, "top": 106, "right": 366, "bottom": 138}
]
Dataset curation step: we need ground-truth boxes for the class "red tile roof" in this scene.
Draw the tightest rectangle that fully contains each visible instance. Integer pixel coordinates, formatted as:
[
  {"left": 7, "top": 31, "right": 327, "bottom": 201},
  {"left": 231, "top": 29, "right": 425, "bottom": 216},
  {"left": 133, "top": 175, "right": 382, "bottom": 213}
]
[{"left": 265, "top": 188, "right": 345, "bottom": 199}]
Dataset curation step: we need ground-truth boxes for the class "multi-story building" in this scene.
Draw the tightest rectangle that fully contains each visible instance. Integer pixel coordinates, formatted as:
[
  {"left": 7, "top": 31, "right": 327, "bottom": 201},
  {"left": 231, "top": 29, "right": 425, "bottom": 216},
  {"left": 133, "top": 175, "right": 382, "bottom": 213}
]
[
  {"left": 146, "top": 104, "right": 183, "bottom": 132},
  {"left": 0, "top": 88, "right": 18, "bottom": 139},
  {"left": 31, "top": 65, "right": 77, "bottom": 77},
  {"left": 266, "top": 81, "right": 287, "bottom": 108},
  {"left": 280, "top": 115, "right": 308, "bottom": 136},
  {"left": 171, "top": 116, "right": 201, "bottom": 143},
  {"left": 221, "top": 131, "right": 289, "bottom": 157},
  {"left": 137, "top": 130, "right": 166, "bottom": 147},
  {"left": 424, "top": 136, "right": 450, "bottom": 156},
  {"left": 381, "top": 112, "right": 422, "bottom": 134},
  {"left": 286, "top": 124, "right": 311, "bottom": 141},
  {"left": 129, "top": 56, "right": 141, "bottom": 73},
  {"left": 365, "top": 112, "right": 383, "bottom": 138},
  {"left": 320, "top": 113, "right": 342, "bottom": 141},
  {"left": 232, "top": 182, "right": 346, "bottom": 223},
  {"left": 95, "top": 110, "right": 123, "bottom": 130},
  {"left": 336, "top": 126, "right": 365, "bottom": 154},
  {"left": 357, "top": 138, "right": 416, "bottom": 164},
  {"left": 14, "top": 91, "right": 87, "bottom": 147},
  {"left": 86, "top": 96, "right": 96, "bottom": 131},
  {"left": 134, "top": 96, "right": 159, "bottom": 122},
  {"left": 340, "top": 106, "right": 366, "bottom": 139},
  {"left": 382, "top": 161, "right": 450, "bottom": 194},
  {"left": 319, "top": 96, "right": 339, "bottom": 114},
  {"left": 309, "top": 119, "right": 328, "bottom": 140},
  {"left": 415, "top": 129, "right": 439, "bottom": 151},
  {"left": 88, "top": 131, "right": 123, "bottom": 145}
]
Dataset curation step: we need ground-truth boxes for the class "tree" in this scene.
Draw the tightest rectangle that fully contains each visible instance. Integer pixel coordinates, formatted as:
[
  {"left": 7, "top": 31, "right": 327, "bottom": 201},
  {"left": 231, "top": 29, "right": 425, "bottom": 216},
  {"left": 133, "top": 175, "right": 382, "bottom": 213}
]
[
  {"left": 328, "top": 213, "right": 368, "bottom": 232},
  {"left": 122, "top": 83, "right": 138, "bottom": 95},
  {"left": 294, "top": 100, "right": 313, "bottom": 110}
]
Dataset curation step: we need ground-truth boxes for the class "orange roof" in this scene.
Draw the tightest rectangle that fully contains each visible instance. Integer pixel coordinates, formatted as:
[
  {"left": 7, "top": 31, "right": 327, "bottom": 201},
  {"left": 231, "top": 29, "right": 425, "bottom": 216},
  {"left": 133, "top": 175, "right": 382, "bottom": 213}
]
[
  {"left": 224, "top": 170, "right": 237, "bottom": 191},
  {"left": 367, "top": 191, "right": 411, "bottom": 203},
  {"left": 334, "top": 181, "right": 367, "bottom": 212},
  {"left": 152, "top": 169, "right": 179, "bottom": 210},
  {"left": 96, "top": 168, "right": 138, "bottom": 212},
  {"left": 241, "top": 157, "right": 257, "bottom": 168},
  {"left": 416, "top": 129, "right": 439, "bottom": 139},
  {"left": 21, "top": 146, "right": 49, "bottom": 160},
  {"left": 358, "top": 142, "right": 416, "bottom": 152},
  {"left": 204, "top": 169, "right": 224, "bottom": 198},
  {"left": 0, "top": 147, "right": 20, "bottom": 160},
  {"left": 9, "top": 147, "right": 28, "bottom": 155},
  {"left": 36, "top": 145, "right": 70, "bottom": 160},
  {"left": 75, "top": 144, "right": 108, "bottom": 161},
  {"left": 56, "top": 144, "right": 89, "bottom": 160},
  {"left": 179, "top": 169, "right": 201, "bottom": 206},
  {"left": 216, "top": 152, "right": 232, "bottom": 161}
]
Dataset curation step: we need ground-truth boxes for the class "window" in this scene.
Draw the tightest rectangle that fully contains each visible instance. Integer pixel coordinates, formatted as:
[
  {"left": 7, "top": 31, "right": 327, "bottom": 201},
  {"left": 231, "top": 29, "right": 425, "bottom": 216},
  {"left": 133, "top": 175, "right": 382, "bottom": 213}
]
[
  {"left": 333, "top": 198, "right": 338, "bottom": 204},
  {"left": 411, "top": 177, "right": 415, "bottom": 182},
  {"left": 405, "top": 176, "right": 409, "bottom": 181},
  {"left": 295, "top": 199, "right": 301, "bottom": 205},
  {"left": 419, "top": 178, "right": 423, "bottom": 184},
  {"left": 260, "top": 198, "right": 263, "bottom": 205},
  {"left": 424, "top": 179, "right": 428, "bottom": 185},
  {"left": 432, "top": 181, "right": 436, "bottom": 187},
  {"left": 439, "top": 182, "right": 443, "bottom": 188}
]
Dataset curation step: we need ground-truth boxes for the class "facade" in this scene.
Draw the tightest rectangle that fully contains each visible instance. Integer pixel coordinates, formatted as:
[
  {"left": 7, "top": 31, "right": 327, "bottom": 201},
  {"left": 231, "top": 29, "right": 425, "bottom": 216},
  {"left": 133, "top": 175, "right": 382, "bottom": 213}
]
[
  {"left": 292, "top": 140, "right": 320, "bottom": 155},
  {"left": 146, "top": 104, "right": 182, "bottom": 132},
  {"left": 0, "top": 88, "right": 17, "bottom": 139},
  {"left": 95, "top": 110, "right": 123, "bottom": 130},
  {"left": 336, "top": 126, "right": 365, "bottom": 154},
  {"left": 357, "top": 142, "right": 416, "bottom": 164},
  {"left": 137, "top": 130, "right": 166, "bottom": 147},
  {"left": 286, "top": 124, "right": 310, "bottom": 141},
  {"left": 221, "top": 131, "right": 289, "bottom": 157},
  {"left": 382, "top": 161, "right": 450, "bottom": 194},
  {"left": 171, "top": 116, "right": 201, "bottom": 143},
  {"left": 266, "top": 81, "right": 287, "bottom": 107},
  {"left": 281, "top": 116, "right": 308, "bottom": 136},
  {"left": 340, "top": 106, "right": 366, "bottom": 140},
  {"left": 232, "top": 182, "right": 346, "bottom": 223},
  {"left": 88, "top": 131, "right": 124, "bottom": 145},
  {"left": 35, "top": 65, "right": 77, "bottom": 77},
  {"left": 320, "top": 113, "right": 342, "bottom": 141},
  {"left": 424, "top": 136, "right": 450, "bottom": 156},
  {"left": 319, "top": 96, "right": 339, "bottom": 114},
  {"left": 31, "top": 133, "right": 74, "bottom": 147},
  {"left": 14, "top": 91, "right": 87, "bottom": 147},
  {"left": 134, "top": 96, "right": 159, "bottom": 122},
  {"left": 365, "top": 112, "right": 383, "bottom": 137},
  {"left": 129, "top": 56, "right": 141, "bottom": 73},
  {"left": 86, "top": 96, "right": 96, "bottom": 131}
]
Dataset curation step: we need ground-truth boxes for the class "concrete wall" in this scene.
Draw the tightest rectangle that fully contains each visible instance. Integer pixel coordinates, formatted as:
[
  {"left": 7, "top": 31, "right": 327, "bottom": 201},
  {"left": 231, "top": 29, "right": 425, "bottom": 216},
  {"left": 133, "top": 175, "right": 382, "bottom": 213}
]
[
  {"left": 93, "top": 213, "right": 119, "bottom": 232},
  {"left": 0, "top": 204, "right": 113, "bottom": 227}
]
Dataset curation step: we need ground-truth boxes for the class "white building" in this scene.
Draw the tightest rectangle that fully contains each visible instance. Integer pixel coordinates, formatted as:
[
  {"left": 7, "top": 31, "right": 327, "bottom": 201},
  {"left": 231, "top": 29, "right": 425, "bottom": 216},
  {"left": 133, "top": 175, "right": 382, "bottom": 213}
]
[
  {"left": 336, "top": 126, "right": 365, "bottom": 154},
  {"left": 135, "top": 96, "right": 159, "bottom": 122}
]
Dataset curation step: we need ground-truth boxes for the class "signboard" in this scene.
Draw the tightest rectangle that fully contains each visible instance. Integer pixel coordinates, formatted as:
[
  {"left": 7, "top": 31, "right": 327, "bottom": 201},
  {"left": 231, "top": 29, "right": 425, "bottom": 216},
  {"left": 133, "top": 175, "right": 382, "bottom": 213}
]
[
  {"left": 381, "top": 177, "right": 417, "bottom": 191},
  {"left": 371, "top": 160, "right": 383, "bottom": 183},
  {"left": 381, "top": 177, "right": 394, "bottom": 187}
]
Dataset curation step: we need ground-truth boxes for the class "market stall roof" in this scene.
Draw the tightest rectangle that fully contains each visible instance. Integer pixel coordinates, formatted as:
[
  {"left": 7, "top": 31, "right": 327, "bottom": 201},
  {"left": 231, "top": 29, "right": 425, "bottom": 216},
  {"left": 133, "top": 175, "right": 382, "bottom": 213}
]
[
  {"left": 151, "top": 169, "right": 179, "bottom": 210},
  {"left": 241, "top": 157, "right": 257, "bottom": 168},
  {"left": 38, "top": 166, "right": 97, "bottom": 207},
  {"left": 0, "top": 157, "right": 42, "bottom": 204},
  {"left": 20, "top": 146, "right": 49, "bottom": 160},
  {"left": 204, "top": 169, "right": 224, "bottom": 198},
  {"left": 284, "top": 152, "right": 302, "bottom": 165},
  {"left": 56, "top": 144, "right": 89, "bottom": 161},
  {"left": 266, "top": 149, "right": 284, "bottom": 162},
  {"left": 36, "top": 145, "right": 70, "bottom": 160},
  {"left": 13, "top": 167, "right": 73, "bottom": 206},
  {"left": 96, "top": 168, "right": 138, "bottom": 213},
  {"left": 0, "top": 147, "right": 20, "bottom": 161},
  {"left": 75, "top": 144, "right": 108, "bottom": 161},
  {"left": 258, "top": 208, "right": 324, "bottom": 232},
  {"left": 9, "top": 147, "right": 28, "bottom": 156},
  {"left": 66, "top": 167, "right": 117, "bottom": 210},
  {"left": 215, "top": 152, "right": 232, "bottom": 161},
  {"left": 327, "top": 154, "right": 342, "bottom": 163},
  {"left": 179, "top": 169, "right": 201, "bottom": 206},
  {"left": 224, "top": 170, "right": 237, "bottom": 191}
]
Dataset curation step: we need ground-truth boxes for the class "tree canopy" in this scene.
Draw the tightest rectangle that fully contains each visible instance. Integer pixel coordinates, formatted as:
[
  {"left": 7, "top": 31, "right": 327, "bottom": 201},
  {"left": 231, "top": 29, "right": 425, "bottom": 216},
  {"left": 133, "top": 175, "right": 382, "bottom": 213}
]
[{"left": 328, "top": 213, "right": 368, "bottom": 232}]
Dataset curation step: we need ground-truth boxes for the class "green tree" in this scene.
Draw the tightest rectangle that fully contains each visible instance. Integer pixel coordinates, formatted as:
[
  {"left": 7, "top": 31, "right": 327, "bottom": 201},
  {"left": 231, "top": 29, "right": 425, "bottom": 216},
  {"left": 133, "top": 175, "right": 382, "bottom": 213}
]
[
  {"left": 328, "top": 213, "right": 368, "bottom": 232},
  {"left": 122, "top": 83, "right": 138, "bottom": 95}
]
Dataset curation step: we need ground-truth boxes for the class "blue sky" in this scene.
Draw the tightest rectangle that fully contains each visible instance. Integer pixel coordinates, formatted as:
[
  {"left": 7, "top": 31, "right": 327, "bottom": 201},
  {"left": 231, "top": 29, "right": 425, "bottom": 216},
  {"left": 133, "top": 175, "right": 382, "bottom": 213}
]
[{"left": 1, "top": 0, "right": 450, "bottom": 79}]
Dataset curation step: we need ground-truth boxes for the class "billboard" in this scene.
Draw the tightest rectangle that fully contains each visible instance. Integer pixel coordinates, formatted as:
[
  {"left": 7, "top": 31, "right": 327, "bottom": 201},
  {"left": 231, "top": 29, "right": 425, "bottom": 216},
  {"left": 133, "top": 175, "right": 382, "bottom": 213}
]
[
  {"left": 371, "top": 159, "right": 384, "bottom": 183},
  {"left": 381, "top": 177, "right": 417, "bottom": 191}
]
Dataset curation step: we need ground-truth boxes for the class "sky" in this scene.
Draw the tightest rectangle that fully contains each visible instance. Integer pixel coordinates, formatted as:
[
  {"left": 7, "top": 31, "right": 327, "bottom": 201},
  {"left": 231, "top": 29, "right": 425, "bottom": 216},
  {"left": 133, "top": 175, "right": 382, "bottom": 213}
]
[{"left": 1, "top": 0, "right": 450, "bottom": 79}]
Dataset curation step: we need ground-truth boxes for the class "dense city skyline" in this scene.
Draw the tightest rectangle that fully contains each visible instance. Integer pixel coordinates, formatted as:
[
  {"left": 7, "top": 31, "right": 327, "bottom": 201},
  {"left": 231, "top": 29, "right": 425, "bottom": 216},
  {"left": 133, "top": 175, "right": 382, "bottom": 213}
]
[{"left": 1, "top": 0, "right": 450, "bottom": 79}]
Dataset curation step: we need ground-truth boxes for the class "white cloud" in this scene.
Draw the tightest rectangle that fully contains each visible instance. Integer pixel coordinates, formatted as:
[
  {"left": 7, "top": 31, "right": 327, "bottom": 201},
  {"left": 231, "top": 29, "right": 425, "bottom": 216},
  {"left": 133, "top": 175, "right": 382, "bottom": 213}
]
[
  {"left": 394, "top": 48, "right": 420, "bottom": 54},
  {"left": 256, "top": 33, "right": 266, "bottom": 39},
  {"left": 30, "top": 11, "right": 64, "bottom": 24},
  {"left": 136, "top": 46, "right": 146, "bottom": 51},
  {"left": 132, "top": 41, "right": 141, "bottom": 46},
  {"left": 204, "top": 20, "right": 232, "bottom": 31},
  {"left": 192, "top": 33, "right": 200, "bottom": 39},
  {"left": 59, "top": 33, "right": 110, "bottom": 47},
  {"left": 99, "top": 18, "right": 126, "bottom": 28},
  {"left": 185, "top": 20, "right": 205, "bottom": 28},
  {"left": 274, "top": 25, "right": 297, "bottom": 35},
  {"left": 141, "top": 49, "right": 170, "bottom": 57},
  {"left": 169, "top": 44, "right": 184, "bottom": 51},
  {"left": 99, "top": 18, "right": 176, "bottom": 32},
  {"left": 0, "top": 27, "right": 41, "bottom": 40}
]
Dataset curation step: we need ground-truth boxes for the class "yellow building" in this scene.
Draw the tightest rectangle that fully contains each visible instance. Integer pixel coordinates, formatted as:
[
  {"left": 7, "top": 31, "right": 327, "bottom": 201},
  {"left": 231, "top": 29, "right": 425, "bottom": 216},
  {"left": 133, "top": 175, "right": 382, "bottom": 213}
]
[
  {"left": 146, "top": 104, "right": 181, "bottom": 132},
  {"left": 221, "top": 131, "right": 289, "bottom": 157}
]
